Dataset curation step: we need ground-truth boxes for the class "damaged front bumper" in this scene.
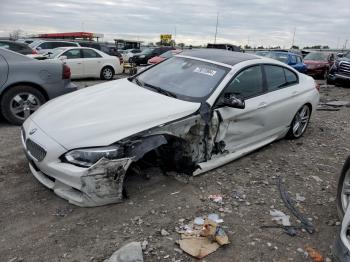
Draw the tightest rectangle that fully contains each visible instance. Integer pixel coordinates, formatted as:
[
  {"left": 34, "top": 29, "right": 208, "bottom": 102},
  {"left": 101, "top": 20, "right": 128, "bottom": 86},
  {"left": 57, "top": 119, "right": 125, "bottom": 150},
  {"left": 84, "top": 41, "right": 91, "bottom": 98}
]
[{"left": 22, "top": 119, "right": 133, "bottom": 207}]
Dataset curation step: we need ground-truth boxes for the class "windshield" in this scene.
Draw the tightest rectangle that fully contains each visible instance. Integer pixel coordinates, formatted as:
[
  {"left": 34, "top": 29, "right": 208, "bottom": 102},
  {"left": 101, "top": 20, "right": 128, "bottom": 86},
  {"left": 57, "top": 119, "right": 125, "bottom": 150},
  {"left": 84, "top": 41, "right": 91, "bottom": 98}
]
[
  {"left": 134, "top": 57, "right": 230, "bottom": 102},
  {"left": 304, "top": 52, "right": 328, "bottom": 61},
  {"left": 29, "top": 40, "right": 42, "bottom": 48},
  {"left": 266, "top": 52, "right": 289, "bottom": 63},
  {"left": 140, "top": 48, "right": 154, "bottom": 55},
  {"left": 49, "top": 48, "right": 66, "bottom": 58}
]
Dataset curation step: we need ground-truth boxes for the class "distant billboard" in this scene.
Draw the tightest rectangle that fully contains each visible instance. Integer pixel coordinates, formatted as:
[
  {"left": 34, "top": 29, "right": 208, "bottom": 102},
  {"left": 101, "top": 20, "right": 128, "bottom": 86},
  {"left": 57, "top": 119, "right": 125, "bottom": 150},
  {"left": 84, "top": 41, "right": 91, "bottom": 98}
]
[{"left": 160, "top": 34, "right": 172, "bottom": 43}]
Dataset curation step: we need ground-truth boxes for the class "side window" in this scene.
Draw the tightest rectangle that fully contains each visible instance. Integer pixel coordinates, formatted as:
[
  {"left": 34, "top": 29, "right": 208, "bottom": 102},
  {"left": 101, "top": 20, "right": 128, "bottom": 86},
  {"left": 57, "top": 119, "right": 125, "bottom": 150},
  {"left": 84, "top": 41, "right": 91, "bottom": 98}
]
[
  {"left": 290, "top": 55, "right": 297, "bottom": 64},
  {"left": 224, "top": 65, "right": 263, "bottom": 99},
  {"left": 39, "top": 42, "right": 52, "bottom": 49},
  {"left": 265, "top": 65, "right": 286, "bottom": 92},
  {"left": 91, "top": 44, "right": 101, "bottom": 50},
  {"left": 0, "top": 43, "right": 10, "bottom": 49},
  {"left": 82, "top": 49, "right": 102, "bottom": 58},
  {"left": 284, "top": 68, "right": 298, "bottom": 84},
  {"left": 62, "top": 49, "right": 82, "bottom": 59},
  {"left": 297, "top": 56, "right": 302, "bottom": 64}
]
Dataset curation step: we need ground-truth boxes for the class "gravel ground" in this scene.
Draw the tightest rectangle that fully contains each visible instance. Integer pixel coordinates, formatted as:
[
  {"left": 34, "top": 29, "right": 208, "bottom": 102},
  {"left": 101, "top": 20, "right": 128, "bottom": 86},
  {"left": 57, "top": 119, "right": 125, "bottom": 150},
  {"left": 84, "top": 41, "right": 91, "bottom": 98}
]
[{"left": 0, "top": 78, "right": 350, "bottom": 262}]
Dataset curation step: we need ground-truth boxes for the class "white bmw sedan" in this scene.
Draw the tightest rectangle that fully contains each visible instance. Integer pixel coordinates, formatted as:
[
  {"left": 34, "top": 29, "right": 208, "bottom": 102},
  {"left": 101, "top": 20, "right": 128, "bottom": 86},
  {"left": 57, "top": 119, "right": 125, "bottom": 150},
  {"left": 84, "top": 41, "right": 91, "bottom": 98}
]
[
  {"left": 48, "top": 47, "right": 123, "bottom": 80},
  {"left": 21, "top": 49, "right": 319, "bottom": 206}
]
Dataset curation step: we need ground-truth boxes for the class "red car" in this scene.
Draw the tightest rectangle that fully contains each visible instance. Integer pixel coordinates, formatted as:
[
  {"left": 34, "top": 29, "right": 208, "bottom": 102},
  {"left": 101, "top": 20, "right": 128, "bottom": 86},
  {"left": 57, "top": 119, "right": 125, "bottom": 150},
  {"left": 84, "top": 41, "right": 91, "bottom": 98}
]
[
  {"left": 147, "top": 49, "right": 182, "bottom": 65},
  {"left": 304, "top": 52, "right": 335, "bottom": 79}
]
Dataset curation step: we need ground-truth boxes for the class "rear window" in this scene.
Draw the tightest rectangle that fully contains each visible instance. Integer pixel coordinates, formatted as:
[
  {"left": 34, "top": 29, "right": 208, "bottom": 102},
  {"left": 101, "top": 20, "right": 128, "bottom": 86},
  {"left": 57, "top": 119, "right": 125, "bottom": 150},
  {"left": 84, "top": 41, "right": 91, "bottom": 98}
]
[
  {"left": 264, "top": 65, "right": 298, "bottom": 92},
  {"left": 82, "top": 49, "right": 102, "bottom": 58}
]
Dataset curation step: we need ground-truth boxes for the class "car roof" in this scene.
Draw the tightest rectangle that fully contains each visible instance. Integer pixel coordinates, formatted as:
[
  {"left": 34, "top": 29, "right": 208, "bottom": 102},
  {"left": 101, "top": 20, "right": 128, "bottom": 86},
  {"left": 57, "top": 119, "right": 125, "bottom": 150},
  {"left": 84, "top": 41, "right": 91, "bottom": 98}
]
[{"left": 180, "top": 49, "right": 259, "bottom": 66}]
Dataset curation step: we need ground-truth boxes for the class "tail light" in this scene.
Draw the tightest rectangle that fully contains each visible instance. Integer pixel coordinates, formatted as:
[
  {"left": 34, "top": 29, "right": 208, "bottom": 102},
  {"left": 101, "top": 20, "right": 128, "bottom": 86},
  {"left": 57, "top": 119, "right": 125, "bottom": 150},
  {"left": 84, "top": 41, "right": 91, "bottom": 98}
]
[
  {"left": 62, "top": 64, "right": 71, "bottom": 79},
  {"left": 314, "top": 81, "right": 320, "bottom": 91},
  {"left": 31, "top": 49, "right": 38, "bottom": 55}
]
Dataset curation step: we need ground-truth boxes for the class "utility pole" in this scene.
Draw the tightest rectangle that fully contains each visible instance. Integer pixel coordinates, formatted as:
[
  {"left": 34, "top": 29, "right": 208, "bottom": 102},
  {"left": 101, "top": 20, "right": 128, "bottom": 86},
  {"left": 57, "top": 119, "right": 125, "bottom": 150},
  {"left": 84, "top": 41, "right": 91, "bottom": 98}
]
[
  {"left": 291, "top": 27, "right": 296, "bottom": 48},
  {"left": 214, "top": 12, "right": 219, "bottom": 44}
]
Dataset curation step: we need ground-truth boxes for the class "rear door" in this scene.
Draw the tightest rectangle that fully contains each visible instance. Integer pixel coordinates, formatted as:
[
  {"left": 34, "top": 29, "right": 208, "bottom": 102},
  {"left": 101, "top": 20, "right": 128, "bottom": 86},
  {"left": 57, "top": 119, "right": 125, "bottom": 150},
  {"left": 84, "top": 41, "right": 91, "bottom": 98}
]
[
  {"left": 214, "top": 65, "right": 270, "bottom": 152},
  {"left": 82, "top": 49, "right": 103, "bottom": 77},
  {"left": 0, "top": 54, "right": 8, "bottom": 87},
  {"left": 60, "top": 49, "right": 84, "bottom": 78},
  {"left": 260, "top": 64, "right": 301, "bottom": 137}
]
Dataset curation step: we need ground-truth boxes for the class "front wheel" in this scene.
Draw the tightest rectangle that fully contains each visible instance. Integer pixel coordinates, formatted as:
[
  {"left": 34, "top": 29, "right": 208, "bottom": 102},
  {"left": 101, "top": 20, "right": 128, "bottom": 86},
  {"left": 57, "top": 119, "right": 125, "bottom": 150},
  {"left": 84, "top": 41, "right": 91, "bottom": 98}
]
[
  {"left": 286, "top": 104, "right": 311, "bottom": 139},
  {"left": 100, "top": 67, "right": 114, "bottom": 80},
  {"left": 0, "top": 85, "right": 46, "bottom": 125},
  {"left": 337, "top": 156, "right": 350, "bottom": 219}
]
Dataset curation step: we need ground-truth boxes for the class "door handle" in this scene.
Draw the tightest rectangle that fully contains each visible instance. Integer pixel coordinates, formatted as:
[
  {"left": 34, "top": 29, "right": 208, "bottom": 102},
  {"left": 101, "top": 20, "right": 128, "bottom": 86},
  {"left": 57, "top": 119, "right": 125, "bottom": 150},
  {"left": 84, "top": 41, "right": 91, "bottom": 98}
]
[
  {"left": 291, "top": 91, "right": 299, "bottom": 96},
  {"left": 258, "top": 102, "right": 268, "bottom": 109},
  {"left": 77, "top": 62, "right": 82, "bottom": 65}
]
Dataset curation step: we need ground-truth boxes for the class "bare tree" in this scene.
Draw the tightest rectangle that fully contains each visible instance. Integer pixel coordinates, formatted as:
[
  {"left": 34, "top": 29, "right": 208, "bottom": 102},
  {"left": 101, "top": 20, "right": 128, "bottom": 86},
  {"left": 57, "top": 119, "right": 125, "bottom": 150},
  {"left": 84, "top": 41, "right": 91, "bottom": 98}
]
[{"left": 9, "top": 29, "right": 23, "bottom": 40}]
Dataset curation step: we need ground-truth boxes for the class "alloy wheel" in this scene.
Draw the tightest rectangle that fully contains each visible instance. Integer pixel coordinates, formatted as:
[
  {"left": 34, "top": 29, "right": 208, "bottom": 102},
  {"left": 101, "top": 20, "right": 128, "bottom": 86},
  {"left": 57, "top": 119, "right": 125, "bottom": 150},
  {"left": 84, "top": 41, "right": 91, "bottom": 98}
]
[
  {"left": 103, "top": 68, "right": 113, "bottom": 80},
  {"left": 292, "top": 105, "right": 310, "bottom": 137},
  {"left": 9, "top": 92, "right": 41, "bottom": 121}
]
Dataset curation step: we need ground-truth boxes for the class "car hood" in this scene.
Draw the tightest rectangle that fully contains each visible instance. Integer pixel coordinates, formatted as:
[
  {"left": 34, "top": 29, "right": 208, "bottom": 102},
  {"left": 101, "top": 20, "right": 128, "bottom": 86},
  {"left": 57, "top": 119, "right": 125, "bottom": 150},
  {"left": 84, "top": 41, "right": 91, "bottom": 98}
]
[{"left": 29, "top": 78, "right": 201, "bottom": 149}]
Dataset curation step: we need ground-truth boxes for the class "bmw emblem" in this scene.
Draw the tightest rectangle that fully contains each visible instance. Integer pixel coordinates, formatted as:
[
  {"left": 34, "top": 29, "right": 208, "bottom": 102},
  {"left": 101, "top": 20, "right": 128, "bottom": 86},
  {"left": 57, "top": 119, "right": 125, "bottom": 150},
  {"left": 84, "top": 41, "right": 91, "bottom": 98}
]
[{"left": 29, "top": 128, "right": 37, "bottom": 135}]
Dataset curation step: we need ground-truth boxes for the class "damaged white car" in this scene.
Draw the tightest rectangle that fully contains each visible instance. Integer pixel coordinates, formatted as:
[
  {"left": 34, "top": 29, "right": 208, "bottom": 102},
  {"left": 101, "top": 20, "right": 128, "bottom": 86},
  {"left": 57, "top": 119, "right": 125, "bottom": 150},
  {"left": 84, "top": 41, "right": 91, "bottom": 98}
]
[{"left": 21, "top": 49, "right": 319, "bottom": 207}]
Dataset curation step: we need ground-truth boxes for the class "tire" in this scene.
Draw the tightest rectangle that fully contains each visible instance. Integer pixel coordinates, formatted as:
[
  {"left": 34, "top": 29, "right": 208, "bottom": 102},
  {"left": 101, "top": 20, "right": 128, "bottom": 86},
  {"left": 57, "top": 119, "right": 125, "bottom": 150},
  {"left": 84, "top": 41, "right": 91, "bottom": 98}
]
[
  {"left": 337, "top": 156, "right": 350, "bottom": 219},
  {"left": 286, "top": 104, "right": 311, "bottom": 139},
  {"left": 100, "top": 66, "right": 114, "bottom": 80},
  {"left": 327, "top": 76, "right": 335, "bottom": 85},
  {"left": 0, "top": 85, "right": 46, "bottom": 125}
]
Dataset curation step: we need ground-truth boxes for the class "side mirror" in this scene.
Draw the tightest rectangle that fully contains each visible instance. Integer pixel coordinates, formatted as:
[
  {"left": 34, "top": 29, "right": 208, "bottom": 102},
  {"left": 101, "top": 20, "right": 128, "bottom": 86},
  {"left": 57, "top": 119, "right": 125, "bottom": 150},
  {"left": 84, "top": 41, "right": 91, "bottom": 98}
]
[
  {"left": 337, "top": 53, "right": 344, "bottom": 58},
  {"left": 36, "top": 46, "right": 42, "bottom": 51},
  {"left": 59, "top": 55, "right": 67, "bottom": 61},
  {"left": 221, "top": 93, "right": 245, "bottom": 109}
]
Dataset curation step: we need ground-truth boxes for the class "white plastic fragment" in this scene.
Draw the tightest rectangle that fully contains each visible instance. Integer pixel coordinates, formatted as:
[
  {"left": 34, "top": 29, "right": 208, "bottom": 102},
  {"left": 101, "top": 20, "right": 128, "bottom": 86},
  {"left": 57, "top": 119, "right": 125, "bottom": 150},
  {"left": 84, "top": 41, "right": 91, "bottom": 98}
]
[
  {"left": 270, "top": 209, "right": 291, "bottom": 226},
  {"left": 103, "top": 242, "right": 143, "bottom": 262}
]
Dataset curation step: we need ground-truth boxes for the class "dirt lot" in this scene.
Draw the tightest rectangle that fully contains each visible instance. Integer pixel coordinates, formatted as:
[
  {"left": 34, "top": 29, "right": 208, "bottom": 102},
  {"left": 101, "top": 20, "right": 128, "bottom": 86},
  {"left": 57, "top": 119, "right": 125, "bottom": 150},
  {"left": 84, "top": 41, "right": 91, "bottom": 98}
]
[{"left": 1, "top": 79, "right": 350, "bottom": 262}]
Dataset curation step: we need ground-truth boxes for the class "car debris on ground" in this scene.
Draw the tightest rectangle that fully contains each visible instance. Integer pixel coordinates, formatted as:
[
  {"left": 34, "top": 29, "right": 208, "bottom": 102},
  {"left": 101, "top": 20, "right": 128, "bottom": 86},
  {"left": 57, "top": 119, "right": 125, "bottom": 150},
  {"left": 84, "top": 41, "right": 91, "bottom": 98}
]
[{"left": 176, "top": 214, "right": 229, "bottom": 258}]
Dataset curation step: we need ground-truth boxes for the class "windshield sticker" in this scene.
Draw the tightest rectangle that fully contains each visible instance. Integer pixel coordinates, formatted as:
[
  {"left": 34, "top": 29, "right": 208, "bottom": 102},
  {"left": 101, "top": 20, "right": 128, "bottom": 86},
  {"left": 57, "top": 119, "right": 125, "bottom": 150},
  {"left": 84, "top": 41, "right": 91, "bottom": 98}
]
[{"left": 193, "top": 67, "right": 217, "bottom": 76}]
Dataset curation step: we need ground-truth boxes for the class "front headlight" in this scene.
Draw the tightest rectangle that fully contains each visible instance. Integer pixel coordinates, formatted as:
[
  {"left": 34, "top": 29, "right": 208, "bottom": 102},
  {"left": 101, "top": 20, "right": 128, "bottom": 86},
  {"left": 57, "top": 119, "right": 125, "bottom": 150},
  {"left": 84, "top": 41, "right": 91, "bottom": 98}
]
[{"left": 64, "top": 145, "right": 124, "bottom": 167}]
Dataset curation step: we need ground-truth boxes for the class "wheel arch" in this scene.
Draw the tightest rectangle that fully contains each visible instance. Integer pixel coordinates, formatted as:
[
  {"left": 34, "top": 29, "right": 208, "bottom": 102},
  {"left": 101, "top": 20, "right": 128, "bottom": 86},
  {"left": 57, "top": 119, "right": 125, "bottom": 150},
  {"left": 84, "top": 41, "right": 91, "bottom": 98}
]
[{"left": 0, "top": 82, "right": 49, "bottom": 103}]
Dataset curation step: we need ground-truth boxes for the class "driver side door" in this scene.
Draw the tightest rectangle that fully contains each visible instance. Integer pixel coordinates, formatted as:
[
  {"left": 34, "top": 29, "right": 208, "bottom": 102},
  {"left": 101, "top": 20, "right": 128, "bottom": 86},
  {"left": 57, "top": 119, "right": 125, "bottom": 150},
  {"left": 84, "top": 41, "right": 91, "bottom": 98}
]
[
  {"left": 214, "top": 65, "right": 271, "bottom": 153},
  {"left": 60, "top": 49, "right": 84, "bottom": 78}
]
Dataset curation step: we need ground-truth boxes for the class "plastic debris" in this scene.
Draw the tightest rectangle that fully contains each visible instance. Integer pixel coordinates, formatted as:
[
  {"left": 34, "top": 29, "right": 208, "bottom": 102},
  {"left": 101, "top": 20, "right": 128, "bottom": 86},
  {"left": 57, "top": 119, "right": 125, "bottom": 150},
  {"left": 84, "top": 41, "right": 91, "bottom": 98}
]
[
  {"left": 208, "top": 194, "right": 223, "bottom": 203},
  {"left": 311, "top": 176, "right": 323, "bottom": 183},
  {"left": 194, "top": 217, "right": 205, "bottom": 225},
  {"left": 208, "top": 213, "right": 224, "bottom": 223},
  {"left": 296, "top": 193, "right": 306, "bottom": 202},
  {"left": 103, "top": 242, "right": 143, "bottom": 262},
  {"left": 305, "top": 246, "right": 324, "bottom": 262},
  {"left": 270, "top": 209, "right": 291, "bottom": 226}
]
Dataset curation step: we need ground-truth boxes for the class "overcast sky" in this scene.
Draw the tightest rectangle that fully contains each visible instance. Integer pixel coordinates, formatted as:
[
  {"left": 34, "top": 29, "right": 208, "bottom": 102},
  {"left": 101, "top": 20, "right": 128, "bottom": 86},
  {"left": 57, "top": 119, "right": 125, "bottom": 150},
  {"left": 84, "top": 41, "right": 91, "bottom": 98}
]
[{"left": 0, "top": 0, "right": 349, "bottom": 48}]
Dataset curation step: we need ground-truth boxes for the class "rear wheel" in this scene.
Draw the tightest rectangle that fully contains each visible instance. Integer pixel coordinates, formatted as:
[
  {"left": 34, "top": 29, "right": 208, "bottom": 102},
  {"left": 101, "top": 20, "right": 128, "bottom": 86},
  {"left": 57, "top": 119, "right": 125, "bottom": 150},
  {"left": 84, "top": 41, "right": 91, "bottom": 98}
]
[
  {"left": 0, "top": 85, "right": 46, "bottom": 125},
  {"left": 100, "top": 66, "right": 114, "bottom": 80},
  {"left": 286, "top": 104, "right": 311, "bottom": 139},
  {"left": 337, "top": 156, "right": 350, "bottom": 219}
]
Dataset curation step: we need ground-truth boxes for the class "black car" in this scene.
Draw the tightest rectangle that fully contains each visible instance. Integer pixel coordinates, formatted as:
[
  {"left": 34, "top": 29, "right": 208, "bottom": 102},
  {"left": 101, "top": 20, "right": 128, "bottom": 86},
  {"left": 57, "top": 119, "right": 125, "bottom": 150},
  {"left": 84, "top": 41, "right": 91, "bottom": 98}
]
[
  {"left": 327, "top": 51, "right": 350, "bottom": 85},
  {"left": 131, "top": 46, "right": 175, "bottom": 65},
  {"left": 77, "top": 41, "right": 123, "bottom": 62},
  {"left": 0, "top": 40, "right": 35, "bottom": 55}
]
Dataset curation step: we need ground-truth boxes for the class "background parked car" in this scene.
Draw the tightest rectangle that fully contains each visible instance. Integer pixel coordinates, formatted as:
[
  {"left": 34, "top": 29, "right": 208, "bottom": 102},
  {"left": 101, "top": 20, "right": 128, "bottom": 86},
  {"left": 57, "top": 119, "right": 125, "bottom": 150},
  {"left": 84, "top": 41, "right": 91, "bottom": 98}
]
[
  {"left": 29, "top": 40, "right": 80, "bottom": 54},
  {"left": 131, "top": 46, "right": 175, "bottom": 65},
  {"left": 304, "top": 52, "right": 335, "bottom": 79},
  {"left": 0, "top": 49, "right": 77, "bottom": 125},
  {"left": 0, "top": 40, "right": 37, "bottom": 55},
  {"left": 48, "top": 47, "right": 123, "bottom": 80},
  {"left": 77, "top": 41, "right": 123, "bottom": 63},
  {"left": 119, "top": 49, "right": 141, "bottom": 63},
  {"left": 262, "top": 51, "right": 307, "bottom": 73},
  {"left": 327, "top": 51, "right": 350, "bottom": 85},
  {"left": 147, "top": 49, "right": 182, "bottom": 65}
]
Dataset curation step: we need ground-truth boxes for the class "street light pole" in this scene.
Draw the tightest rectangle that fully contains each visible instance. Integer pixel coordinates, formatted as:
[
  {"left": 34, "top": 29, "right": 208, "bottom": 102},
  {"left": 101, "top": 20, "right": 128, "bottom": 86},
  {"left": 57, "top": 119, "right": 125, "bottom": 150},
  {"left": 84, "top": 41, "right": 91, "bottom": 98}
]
[{"left": 214, "top": 12, "right": 219, "bottom": 44}]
